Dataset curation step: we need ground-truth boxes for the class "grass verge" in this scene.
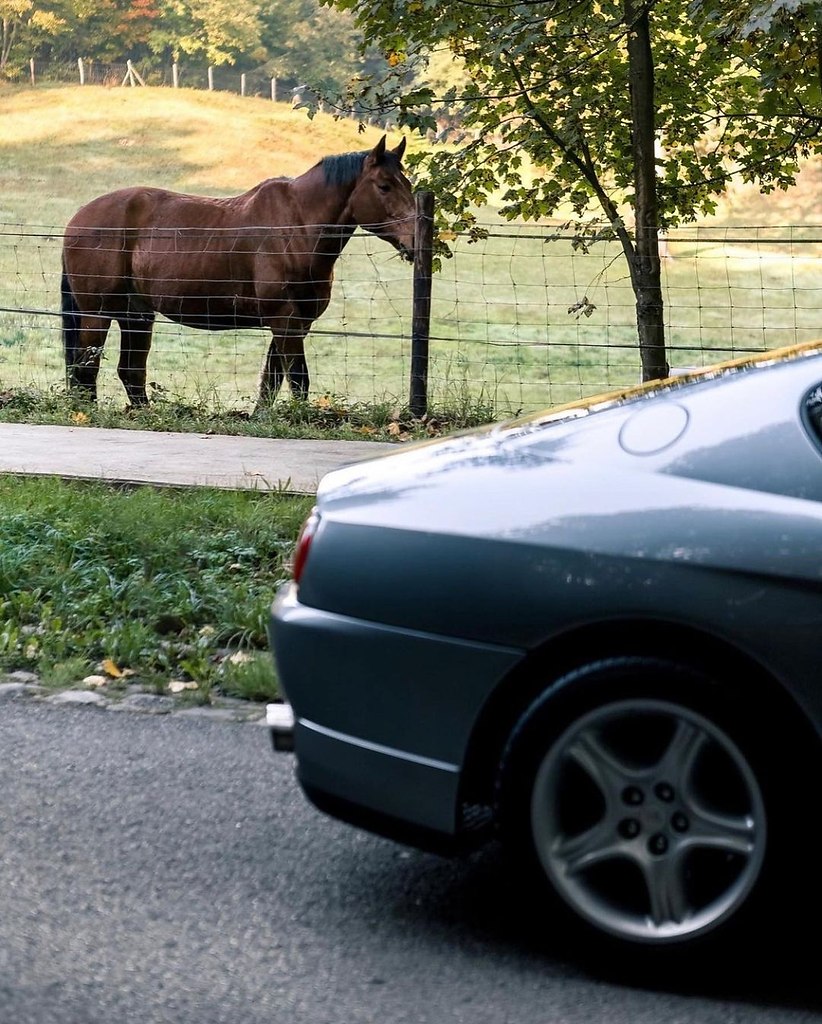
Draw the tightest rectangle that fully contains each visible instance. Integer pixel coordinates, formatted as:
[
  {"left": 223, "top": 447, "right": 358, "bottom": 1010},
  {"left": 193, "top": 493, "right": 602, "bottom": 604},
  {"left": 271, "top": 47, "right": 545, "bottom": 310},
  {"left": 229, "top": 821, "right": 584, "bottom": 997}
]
[
  {"left": 0, "top": 475, "right": 314, "bottom": 704},
  {"left": 0, "top": 382, "right": 500, "bottom": 441}
]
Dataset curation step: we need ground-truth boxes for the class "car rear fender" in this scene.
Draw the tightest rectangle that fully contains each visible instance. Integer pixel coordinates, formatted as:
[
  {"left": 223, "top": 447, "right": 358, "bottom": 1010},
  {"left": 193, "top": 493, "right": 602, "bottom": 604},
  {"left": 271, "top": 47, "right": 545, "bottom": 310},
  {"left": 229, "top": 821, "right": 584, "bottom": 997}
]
[{"left": 457, "top": 617, "right": 822, "bottom": 815}]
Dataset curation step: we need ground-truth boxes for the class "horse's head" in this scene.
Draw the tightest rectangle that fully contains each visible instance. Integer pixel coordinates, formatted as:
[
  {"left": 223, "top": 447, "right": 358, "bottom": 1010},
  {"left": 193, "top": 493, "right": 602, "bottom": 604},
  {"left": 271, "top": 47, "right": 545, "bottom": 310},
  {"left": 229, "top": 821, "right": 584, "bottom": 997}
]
[{"left": 349, "top": 136, "right": 415, "bottom": 261}]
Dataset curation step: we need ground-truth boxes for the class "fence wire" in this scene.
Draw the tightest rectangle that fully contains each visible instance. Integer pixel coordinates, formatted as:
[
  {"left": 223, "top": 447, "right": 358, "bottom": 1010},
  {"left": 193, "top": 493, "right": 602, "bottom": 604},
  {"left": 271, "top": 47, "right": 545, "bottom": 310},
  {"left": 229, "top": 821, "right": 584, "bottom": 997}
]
[{"left": 1, "top": 222, "right": 820, "bottom": 415}]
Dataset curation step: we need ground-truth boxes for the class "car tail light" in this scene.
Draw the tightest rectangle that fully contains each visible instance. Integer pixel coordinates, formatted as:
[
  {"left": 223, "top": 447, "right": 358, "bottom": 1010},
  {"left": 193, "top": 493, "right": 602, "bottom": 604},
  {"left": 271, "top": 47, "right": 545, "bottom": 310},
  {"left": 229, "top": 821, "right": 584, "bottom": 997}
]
[{"left": 291, "top": 508, "right": 320, "bottom": 585}]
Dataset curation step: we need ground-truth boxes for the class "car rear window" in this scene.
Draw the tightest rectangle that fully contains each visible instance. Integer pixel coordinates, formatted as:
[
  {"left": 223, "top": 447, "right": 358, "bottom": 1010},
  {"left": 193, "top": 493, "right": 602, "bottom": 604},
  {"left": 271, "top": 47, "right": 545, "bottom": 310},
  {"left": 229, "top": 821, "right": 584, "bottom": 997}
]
[{"left": 803, "top": 383, "right": 822, "bottom": 446}]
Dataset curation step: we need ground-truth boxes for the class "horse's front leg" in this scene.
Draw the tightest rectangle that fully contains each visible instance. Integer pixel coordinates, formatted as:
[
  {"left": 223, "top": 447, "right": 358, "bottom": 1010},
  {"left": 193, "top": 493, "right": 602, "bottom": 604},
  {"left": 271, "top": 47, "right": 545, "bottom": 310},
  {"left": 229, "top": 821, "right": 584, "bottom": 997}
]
[
  {"left": 286, "top": 343, "right": 309, "bottom": 401},
  {"left": 66, "top": 314, "right": 111, "bottom": 402},
  {"left": 116, "top": 314, "right": 155, "bottom": 407},
  {"left": 258, "top": 335, "right": 286, "bottom": 411},
  {"left": 258, "top": 331, "right": 309, "bottom": 410}
]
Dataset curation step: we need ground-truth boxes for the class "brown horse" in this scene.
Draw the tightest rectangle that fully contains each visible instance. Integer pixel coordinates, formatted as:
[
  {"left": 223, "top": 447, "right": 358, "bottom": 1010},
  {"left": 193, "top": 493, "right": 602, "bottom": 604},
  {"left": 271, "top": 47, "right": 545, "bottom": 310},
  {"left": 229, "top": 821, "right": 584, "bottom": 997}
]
[{"left": 61, "top": 136, "right": 415, "bottom": 409}]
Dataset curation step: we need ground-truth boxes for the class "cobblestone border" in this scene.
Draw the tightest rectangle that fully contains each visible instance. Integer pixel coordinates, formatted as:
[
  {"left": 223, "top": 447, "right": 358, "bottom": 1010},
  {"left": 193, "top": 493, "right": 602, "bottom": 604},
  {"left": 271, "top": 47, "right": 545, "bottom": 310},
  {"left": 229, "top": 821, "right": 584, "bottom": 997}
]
[{"left": 0, "top": 671, "right": 268, "bottom": 724}]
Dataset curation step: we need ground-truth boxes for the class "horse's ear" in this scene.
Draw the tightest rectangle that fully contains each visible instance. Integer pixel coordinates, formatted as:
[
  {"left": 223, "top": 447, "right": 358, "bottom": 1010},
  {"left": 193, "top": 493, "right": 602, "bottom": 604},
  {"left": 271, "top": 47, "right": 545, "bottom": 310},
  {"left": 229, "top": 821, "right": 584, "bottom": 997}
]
[
  {"left": 370, "top": 135, "right": 387, "bottom": 163},
  {"left": 392, "top": 137, "right": 407, "bottom": 161}
]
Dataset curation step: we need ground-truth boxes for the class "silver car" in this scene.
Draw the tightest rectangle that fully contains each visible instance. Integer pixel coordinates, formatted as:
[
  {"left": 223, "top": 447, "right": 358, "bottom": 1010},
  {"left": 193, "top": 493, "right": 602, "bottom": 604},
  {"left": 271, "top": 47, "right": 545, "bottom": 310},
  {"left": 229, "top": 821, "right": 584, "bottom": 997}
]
[{"left": 268, "top": 341, "right": 822, "bottom": 964}]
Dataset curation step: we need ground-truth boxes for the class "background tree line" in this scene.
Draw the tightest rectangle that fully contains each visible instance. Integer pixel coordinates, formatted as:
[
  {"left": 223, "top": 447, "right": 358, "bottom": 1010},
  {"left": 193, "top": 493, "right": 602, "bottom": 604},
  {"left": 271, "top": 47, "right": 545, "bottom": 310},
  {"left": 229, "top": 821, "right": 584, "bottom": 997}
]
[{"left": 0, "top": 0, "right": 387, "bottom": 96}]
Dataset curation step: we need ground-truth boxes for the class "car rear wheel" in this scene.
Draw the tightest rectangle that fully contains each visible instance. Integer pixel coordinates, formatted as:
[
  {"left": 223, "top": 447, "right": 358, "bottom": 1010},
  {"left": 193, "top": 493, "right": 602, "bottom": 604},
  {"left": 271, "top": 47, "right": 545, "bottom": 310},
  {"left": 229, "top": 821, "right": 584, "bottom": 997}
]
[{"left": 497, "top": 657, "right": 803, "bottom": 961}]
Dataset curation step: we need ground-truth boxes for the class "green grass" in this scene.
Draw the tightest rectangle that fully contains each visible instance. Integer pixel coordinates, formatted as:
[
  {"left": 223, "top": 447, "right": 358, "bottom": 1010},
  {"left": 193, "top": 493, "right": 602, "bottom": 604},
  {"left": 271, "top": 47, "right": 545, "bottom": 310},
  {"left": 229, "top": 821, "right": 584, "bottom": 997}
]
[{"left": 0, "top": 475, "right": 314, "bottom": 702}]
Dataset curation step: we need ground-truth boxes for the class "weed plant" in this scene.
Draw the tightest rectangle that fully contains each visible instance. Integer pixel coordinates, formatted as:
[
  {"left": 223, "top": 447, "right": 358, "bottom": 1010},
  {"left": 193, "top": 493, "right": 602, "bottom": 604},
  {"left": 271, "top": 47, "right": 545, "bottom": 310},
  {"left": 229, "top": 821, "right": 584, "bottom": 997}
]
[{"left": 0, "top": 476, "right": 314, "bottom": 702}]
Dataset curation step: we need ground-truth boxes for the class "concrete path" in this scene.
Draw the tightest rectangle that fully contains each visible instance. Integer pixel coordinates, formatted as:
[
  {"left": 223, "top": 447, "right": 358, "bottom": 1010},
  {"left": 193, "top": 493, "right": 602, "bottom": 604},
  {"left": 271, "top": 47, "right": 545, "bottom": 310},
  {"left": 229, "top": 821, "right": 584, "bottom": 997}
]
[{"left": 0, "top": 422, "right": 395, "bottom": 494}]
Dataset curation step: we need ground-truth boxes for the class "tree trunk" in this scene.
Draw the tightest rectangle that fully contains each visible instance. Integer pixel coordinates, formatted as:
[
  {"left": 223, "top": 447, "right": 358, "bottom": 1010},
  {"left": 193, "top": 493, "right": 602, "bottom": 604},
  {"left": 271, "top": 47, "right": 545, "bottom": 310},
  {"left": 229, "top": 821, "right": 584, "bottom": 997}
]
[
  {"left": 1, "top": 19, "right": 18, "bottom": 69},
  {"left": 625, "top": 2, "right": 669, "bottom": 381}
]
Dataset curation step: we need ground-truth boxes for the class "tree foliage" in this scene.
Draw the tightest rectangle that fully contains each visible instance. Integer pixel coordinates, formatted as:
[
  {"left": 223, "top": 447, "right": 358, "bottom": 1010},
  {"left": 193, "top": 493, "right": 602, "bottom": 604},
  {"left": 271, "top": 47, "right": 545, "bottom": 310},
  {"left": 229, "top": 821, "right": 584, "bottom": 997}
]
[
  {"left": 256, "top": 0, "right": 377, "bottom": 92},
  {"left": 332, "top": 0, "right": 819, "bottom": 229},
  {"left": 325, "top": 0, "right": 822, "bottom": 377},
  {"left": 693, "top": 0, "right": 822, "bottom": 104},
  {"left": 153, "top": 0, "right": 265, "bottom": 66},
  {"left": 0, "top": 0, "right": 381, "bottom": 92}
]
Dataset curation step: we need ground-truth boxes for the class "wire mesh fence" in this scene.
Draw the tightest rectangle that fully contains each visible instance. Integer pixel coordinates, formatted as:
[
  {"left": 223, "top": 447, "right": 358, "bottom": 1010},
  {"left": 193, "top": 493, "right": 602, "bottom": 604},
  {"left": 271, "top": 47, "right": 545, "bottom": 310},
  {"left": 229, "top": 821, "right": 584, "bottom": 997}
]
[
  {"left": 1, "top": 221, "right": 821, "bottom": 416},
  {"left": 0, "top": 224, "right": 415, "bottom": 409},
  {"left": 429, "top": 223, "right": 822, "bottom": 411}
]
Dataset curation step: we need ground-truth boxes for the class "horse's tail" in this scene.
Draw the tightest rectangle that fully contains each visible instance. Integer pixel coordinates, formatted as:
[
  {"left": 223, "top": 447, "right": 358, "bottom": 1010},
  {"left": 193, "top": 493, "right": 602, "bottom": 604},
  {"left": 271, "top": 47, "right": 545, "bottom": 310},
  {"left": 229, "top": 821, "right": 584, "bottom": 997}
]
[{"left": 61, "top": 260, "right": 81, "bottom": 383}]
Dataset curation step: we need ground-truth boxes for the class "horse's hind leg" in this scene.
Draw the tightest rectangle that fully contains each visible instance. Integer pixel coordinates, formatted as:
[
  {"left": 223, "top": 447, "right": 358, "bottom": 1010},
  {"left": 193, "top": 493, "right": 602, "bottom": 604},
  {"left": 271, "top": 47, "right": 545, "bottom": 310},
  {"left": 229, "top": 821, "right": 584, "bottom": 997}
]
[
  {"left": 117, "top": 314, "right": 155, "bottom": 407},
  {"left": 66, "top": 315, "right": 111, "bottom": 401}
]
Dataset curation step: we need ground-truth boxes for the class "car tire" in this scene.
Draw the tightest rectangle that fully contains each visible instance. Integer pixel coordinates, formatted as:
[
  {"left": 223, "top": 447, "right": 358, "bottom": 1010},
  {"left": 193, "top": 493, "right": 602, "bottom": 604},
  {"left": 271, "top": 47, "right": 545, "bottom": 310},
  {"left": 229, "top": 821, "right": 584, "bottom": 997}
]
[{"left": 496, "top": 655, "right": 808, "bottom": 966}]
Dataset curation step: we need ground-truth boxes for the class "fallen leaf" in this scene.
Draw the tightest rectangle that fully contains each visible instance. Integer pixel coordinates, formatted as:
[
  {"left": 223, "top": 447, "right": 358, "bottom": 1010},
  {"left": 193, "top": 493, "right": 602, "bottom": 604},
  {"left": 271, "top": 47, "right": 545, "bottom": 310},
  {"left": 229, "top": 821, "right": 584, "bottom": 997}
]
[
  {"left": 101, "top": 657, "right": 123, "bottom": 678},
  {"left": 168, "top": 680, "right": 199, "bottom": 693},
  {"left": 71, "top": 411, "right": 90, "bottom": 425}
]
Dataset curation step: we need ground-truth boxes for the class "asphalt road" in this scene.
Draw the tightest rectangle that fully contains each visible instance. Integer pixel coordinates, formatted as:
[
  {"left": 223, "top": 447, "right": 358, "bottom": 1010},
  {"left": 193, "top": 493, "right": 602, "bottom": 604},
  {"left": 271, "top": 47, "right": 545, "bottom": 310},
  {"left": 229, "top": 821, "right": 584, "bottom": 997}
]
[{"left": 1, "top": 701, "right": 821, "bottom": 1024}]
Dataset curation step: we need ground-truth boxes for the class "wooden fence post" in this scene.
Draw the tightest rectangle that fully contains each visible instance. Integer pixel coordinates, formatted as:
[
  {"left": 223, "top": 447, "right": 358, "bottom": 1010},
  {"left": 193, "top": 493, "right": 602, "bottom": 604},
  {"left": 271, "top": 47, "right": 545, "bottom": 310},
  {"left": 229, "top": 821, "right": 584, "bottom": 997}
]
[
  {"left": 207, "top": 66, "right": 214, "bottom": 91},
  {"left": 29, "top": 58, "right": 35, "bottom": 86},
  {"left": 271, "top": 77, "right": 276, "bottom": 101},
  {"left": 172, "top": 62, "right": 179, "bottom": 88},
  {"left": 122, "top": 60, "right": 144, "bottom": 87},
  {"left": 240, "top": 73, "right": 246, "bottom": 96},
  {"left": 78, "top": 58, "right": 85, "bottom": 85},
  {"left": 410, "top": 190, "right": 434, "bottom": 418}
]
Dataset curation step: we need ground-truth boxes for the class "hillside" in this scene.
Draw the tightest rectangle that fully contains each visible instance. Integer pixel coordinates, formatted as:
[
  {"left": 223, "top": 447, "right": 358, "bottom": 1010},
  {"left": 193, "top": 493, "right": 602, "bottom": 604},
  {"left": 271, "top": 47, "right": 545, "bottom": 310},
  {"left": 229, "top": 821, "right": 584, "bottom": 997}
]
[
  {"left": 2, "top": 83, "right": 822, "bottom": 230},
  {"left": 0, "top": 84, "right": 396, "bottom": 228}
]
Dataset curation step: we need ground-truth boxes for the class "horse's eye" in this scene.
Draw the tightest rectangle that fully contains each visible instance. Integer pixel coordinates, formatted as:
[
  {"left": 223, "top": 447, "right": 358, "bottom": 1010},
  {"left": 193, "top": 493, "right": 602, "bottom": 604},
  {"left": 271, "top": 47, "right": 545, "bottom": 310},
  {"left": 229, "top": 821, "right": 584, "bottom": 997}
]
[{"left": 377, "top": 184, "right": 391, "bottom": 193}]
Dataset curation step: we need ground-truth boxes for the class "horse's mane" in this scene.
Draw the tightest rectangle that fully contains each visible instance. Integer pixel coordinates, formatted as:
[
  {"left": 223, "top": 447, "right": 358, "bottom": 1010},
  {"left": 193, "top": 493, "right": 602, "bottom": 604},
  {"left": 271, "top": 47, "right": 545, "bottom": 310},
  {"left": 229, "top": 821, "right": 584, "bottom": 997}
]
[
  {"left": 320, "top": 150, "right": 401, "bottom": 186},
  {"left": 320, "top": 152, "right": 369, "bottom": 186}
]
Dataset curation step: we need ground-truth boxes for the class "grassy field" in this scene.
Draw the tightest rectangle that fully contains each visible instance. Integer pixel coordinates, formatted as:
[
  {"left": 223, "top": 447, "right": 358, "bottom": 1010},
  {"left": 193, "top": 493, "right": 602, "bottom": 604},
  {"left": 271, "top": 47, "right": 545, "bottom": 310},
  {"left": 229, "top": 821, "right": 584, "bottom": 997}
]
[{"left": 2, "top": 83, "right": 822, "bottom": 418}]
